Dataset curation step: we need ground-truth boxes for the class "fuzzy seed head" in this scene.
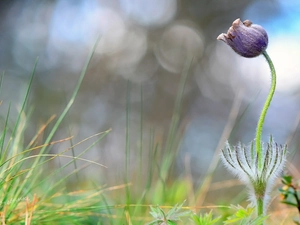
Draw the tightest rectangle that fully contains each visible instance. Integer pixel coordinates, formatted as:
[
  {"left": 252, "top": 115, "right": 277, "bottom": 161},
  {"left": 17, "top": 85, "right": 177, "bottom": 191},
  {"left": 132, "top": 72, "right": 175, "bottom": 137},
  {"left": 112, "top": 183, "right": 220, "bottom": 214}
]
[{"left": 221, "top": 138, "right": 287, "bottom": 211}]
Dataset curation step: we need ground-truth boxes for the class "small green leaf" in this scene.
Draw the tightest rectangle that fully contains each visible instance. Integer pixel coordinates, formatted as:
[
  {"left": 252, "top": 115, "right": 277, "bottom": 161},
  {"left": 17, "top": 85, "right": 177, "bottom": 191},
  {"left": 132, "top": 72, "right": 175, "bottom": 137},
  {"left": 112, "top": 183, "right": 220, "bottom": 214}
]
[
  {"left": 282, "top": 175, "right": 292, "bottom": 185},
  {"left": 167, "top": 220, "right": 177, "bottom": 225},
  {"left": 224, "top": 206, "right": 255, "bottom": 224},
  {"left": 147, "top": 202, "right": 190, "bottom": 224},
  {"left": 190, "top": 211, "right": 221, "bottom": 225},
  {"left": 280, "top": 200, "right": 298, "bottom": 207}
]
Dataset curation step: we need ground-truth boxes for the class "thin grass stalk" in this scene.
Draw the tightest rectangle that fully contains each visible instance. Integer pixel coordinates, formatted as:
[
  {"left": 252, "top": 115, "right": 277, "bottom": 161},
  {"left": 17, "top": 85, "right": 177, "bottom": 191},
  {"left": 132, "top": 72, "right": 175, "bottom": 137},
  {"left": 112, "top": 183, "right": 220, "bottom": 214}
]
[
  {"left": 160, "top": 57, "right": 193, "bottom": 183},
  {"left": 196, "top": 91, "right": 242, "bottom": 206},
  {"left": 29, "top": 130, "right": 110, "bottom": 199},
  {"left": 64, "top": 108, "right": 80, "bottom": 182},
  {"left": 139, "top": 84, "right": 143, "bottom": 179},
  {"left": 24, "top": 36, "right": 101, "bottom": 193},
  {"left": 125, "top": 80, "right": 131, "bottom": 205},
  {"left": 0, "top": 104, "right": 11, "bottom": 161},
  {"left": 132, "top": 84, "right": 145, "bottom": 218},
  {"left": 9, "top": 59, "right": 37, "bottom": 168}
]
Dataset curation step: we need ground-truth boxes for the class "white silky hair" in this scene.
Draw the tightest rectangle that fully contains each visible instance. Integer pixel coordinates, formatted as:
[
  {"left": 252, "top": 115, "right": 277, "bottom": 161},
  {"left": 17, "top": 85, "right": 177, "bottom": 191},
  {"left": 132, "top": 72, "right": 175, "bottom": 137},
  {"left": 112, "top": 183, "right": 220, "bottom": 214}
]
[{"left": 220, "top": 137, "right": 287, "bottom": 213}]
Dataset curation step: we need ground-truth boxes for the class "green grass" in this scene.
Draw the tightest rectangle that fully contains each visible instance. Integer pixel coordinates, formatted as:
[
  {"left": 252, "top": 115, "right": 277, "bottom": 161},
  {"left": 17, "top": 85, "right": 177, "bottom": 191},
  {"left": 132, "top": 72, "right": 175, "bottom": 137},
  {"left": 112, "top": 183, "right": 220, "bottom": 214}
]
[{"left": 0, "top": 41, "right": 112, "bottom": 224}]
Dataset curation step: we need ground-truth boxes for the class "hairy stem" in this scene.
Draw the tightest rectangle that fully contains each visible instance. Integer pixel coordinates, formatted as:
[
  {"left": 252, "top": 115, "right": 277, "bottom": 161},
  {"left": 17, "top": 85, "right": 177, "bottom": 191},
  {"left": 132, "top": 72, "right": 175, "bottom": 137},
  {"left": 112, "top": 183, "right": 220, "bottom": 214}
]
[
  {"left": 256, "top": 197, "right": 265, "bottom": 225},
  {"left": 257, "top": 197, "right": 264, "bottom": 216},
  {"left": 255, "top": 51, "right": 276, "bottom": 172}
]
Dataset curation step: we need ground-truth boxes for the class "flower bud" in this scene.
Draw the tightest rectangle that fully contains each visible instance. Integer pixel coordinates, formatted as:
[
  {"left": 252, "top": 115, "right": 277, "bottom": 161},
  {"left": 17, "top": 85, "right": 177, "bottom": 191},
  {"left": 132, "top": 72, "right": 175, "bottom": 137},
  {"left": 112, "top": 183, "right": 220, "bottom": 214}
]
[{"left": 217, "top": 18, "right": 268, "bottom": 58}]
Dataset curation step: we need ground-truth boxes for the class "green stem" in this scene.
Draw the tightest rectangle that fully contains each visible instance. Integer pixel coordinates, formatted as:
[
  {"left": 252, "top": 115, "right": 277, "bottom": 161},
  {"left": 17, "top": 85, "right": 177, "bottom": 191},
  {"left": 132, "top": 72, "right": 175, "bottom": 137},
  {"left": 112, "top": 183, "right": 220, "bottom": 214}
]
[
  {"left": 257, "top": 197, "right": 264, "bottom": 216},
  {"left": 257, "top": 197, "right": 265, "bottom": 225},
  {"left": 255, "top": 51, "right": 276, "bottom": 171}
]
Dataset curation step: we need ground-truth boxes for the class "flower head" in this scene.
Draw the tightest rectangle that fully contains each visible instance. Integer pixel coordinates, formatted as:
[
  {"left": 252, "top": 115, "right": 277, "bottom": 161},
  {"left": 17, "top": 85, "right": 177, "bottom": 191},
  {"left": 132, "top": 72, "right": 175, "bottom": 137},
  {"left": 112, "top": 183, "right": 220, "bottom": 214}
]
[
  {"left": 221, "top": 137, "right": 287, "bottom": 212},
  {"left": 217, "top": 18, "right": 268, "bottom": 58}
]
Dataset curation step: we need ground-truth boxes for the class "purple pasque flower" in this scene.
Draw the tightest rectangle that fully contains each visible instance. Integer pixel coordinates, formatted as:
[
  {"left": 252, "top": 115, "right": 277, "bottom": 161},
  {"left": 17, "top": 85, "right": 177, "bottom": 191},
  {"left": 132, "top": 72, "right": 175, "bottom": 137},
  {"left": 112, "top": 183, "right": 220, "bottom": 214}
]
[{"left": 217, "top": 18, "right": 268, "bottom": 58}]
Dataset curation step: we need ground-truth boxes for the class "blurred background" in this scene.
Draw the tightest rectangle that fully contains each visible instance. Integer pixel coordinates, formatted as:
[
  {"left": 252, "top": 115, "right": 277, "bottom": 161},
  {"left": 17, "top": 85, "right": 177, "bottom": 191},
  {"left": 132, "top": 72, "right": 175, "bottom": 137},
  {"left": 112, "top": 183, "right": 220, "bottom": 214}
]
[{"left": 0, "top": 0, "right": 300, "bottom": 203}]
